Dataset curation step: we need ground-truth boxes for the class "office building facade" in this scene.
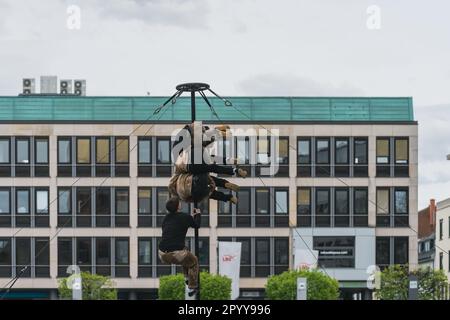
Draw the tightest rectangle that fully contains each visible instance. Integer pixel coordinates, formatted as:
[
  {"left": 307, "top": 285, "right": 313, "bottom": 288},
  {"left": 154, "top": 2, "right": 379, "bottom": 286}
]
[{"left": 0, "top": 95, "right": 417, "bottom": 299}]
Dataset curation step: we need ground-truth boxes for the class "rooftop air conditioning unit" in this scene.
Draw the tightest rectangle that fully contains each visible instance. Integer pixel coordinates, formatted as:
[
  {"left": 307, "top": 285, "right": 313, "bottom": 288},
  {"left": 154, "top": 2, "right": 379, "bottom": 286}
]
[
  {"left": 74, "top": 79, "right": 86, "bottom": 96},
  {"left": 22, "top": 78, "right": 35, "bottom": 95},
  {"left": 60, "top": 80, "right": 73, "bottom": 95},
  {"left": 40, "top": 75, "right": 58, "bottom": 94}
]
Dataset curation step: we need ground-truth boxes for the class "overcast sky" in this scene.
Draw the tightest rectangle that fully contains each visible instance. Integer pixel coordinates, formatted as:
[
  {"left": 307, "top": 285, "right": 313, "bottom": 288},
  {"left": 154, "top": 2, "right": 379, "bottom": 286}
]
[{"left": 0, "top": 0, "right": 449, "bottom": 208}]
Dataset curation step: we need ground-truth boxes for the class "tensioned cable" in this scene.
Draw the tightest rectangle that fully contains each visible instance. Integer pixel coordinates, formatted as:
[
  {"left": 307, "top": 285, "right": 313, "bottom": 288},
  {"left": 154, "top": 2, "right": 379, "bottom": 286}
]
[
  {"left": 225, "top": 101, "right": 450, "bottom": 264},
  {"left": 0, "top": 98, "right": 175, "bottom": 298},
  {"left": 209, "top": 104, "right": 332, "bottom": 277}
]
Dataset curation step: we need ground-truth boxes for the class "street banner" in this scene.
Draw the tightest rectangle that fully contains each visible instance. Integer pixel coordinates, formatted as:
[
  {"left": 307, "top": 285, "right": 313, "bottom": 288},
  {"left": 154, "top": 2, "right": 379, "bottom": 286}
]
[
  {"left": 218, "top": 242, "right": 242, "bottom": 300},
  {"left": 294, "top": 249, "right": 319, "bottom": 270}
]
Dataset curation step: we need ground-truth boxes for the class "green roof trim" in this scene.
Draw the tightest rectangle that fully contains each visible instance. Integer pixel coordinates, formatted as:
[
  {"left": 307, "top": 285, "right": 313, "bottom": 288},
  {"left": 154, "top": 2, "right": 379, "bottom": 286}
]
[{"left": 0, "top": 96, "right": 414, "bottom": 122}]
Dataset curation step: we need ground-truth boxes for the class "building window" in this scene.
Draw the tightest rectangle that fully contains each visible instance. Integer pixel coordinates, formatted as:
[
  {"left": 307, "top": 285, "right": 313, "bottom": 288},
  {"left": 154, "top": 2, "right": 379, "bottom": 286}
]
[
  {"left": 315, "top": 188, "right": 330, "bottom": 227},
  {"left": 238, "top": 237, "right": 251, "bottom": 277},
  {"left": 376, "top": 138, "right": 390, "bottom": 176},
  {"left": 334, "top": 188, "right": 349, "bottom": 227},
  {"left": 274, "top": 189, "right": 289, "bottom": 227},
  {"left": 274, "top": 238, "right": 289, "bottom": 274},
  {"left": 58, "top": 188, "right": 72, "bottom": 227},
  {"left": 237, "top": 188, "right": 251, "bottom": 227},
  {"left": 376, "top": 237, "right": 409, "bottom": 269},
  {"left": 335, "top": 138, "right": 349, "bottom": 177},
  {"left": 16, "top": 138, "right": 30, "bottom": 177},
  {"left": 115, "top": 188, "right": 129, "bottom": 227},
  {"left": 375, "top": 237, "right": 390, "bottom": 269},
  {"left": 256, "top": 137, "right": 270, "bottom": 176},
  {"left": 96, "top": 188, "right": 111, "bottom": 227},
  {"left": 57, "top": 238, "right": 73, "bottom": 276},
  {"left": 16, "top": 238, "right": 31, "bottom": 277},
  {"left": 156, "top": 138, "right": 172, "bottom": 177},
  {"left": 95, "top": 138, "right": 111, "bottom": 177},
  {"left": 114, "top": 137, "right": 129, "bottom": 177},
  {"left": 439, "top": 219, "right": 443, "bottom": 240},
  {"left": 138, "top": 188, "right": 152, "bottom": 227},
  {"left": 353, "top": 188, "right": 368, "bottom": 227},
  {"left": 376, "top": 188, "right": 390, "bottom": 227},
  {"left": 77, "top": 237, "right": 92, "bottom": 272},
  {"left": 297, "top": 138, "right": 311, "bottom": 177},
  {"left": 0, "top": 238, "right": 12, "bottom": 277},
  {"left": 314, "top": 237, "right": 355, "bottom": 268},
  {"left": 138, "top": 238, "right": 152, "bottom": 277},
  {"left": 217, "top": 188, "right": 232, "bottom": 227},
  {"left": 274, "top": 137, "right": 289, "bottom": 177},
  {"left": 138, "top": 137, "right": 152, "bottom": 177},
  {"left": 440, "top": 252, "right": 444, "bottom": 270},
  {"left": 0, "top": 188, "right": 11, "bottom": 227},
  {"left": 95, "top": 238, "right": 111, "bottom": 276},
  {"left": 393, "top": 237, "right": 409, "bottom": 264},
  {"left": 16, "top": 189, "right": 30, "bottom": 227},
  {"left": 394, "top": 188, "right": 408, "bottom": 227},
  {"left": 255, "top": 238, "right": 270, "bottom": 277},
  {"left": 76, "top": 137, "right": 91, "bottom": 176},
  {"left": 35, "top": 188, "right": 49, "bottom": 227},
  {"left": 57, "top": 137, "right": 72, "bottom": 176},
  {"left": 0, "top": 138, "right": 11, "bottom": 177},
  {"left": 297, "top": 188, "right": 311, "bottom": 227},
  {"left": 235, "top": 137, "right": 251, "bottom": 176},
  {"left": 76, "top": 187, "right": 92, "bottom": 227},
  {"left": 353, "top": 137, "right": 368, "bottom": 177},
  {"left": 394, "top": 138, "right": 409, "bottom": 177},
  {"left": 156, "top": 188, "right": 169, "bottom": 227},
  {"left": 115, "top": 238, "right": 129, "bottom": 277},
  {"left": 34, "top": 137, "right": 49, "bottom": 176},
  {"left": 34, "top": 238, "right": 50, "bottom": 277},
  {"left": 255, "top": 188, "right": 270, "bottom": 227},
  {"left": 315, "top": 138, "right": 330, "bottom": 177}
]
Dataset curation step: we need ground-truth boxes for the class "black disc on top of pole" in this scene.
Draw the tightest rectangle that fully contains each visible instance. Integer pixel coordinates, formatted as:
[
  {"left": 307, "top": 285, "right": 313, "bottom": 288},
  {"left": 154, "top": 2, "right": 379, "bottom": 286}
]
[{"left": 176, "top": 82, "right": 210, "bottom": 92}]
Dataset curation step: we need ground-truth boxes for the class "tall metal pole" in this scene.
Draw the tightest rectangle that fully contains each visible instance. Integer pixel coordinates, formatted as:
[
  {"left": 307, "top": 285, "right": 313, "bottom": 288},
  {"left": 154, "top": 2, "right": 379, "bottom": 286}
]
[{"left": 191, "top": 91, "right": 201, "bottom": 300}]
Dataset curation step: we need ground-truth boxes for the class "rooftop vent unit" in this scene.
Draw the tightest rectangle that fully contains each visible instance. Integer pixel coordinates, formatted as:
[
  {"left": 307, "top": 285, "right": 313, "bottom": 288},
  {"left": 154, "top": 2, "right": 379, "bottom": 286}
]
[
  {"left": 22, "top": 78, "right": 35, "bottom": 95},
  {"left": 74, "top": 79, "right": 86, "bottom": 96},
  {"left": 60, "top": 80, "right": 73, "bottom": 95},
  {"left": 40, "top": 75, "right": 58, "bottom": 94}
]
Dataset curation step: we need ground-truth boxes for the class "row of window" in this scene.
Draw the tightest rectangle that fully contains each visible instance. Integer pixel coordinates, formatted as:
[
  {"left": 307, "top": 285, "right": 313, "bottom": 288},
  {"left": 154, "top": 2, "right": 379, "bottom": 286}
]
[
  {"left": 217, "top": 188, "right": 289, "bottom": 228},
  {"left": 217, "top": 237, "right": 289, "bottom": 277},
  {"left": 0, "top": 186, "right": 410, "bottom": 229},
  {"left": 0, "top": 136, "right": 410, "bottom": 178},
  {"left": 375, "top": 237, "right": 409, "bottom": 268},
  {"left": 0, "top": 236, "right": 409, "bottom": 278},
  {"left": 58, "top": 137, "right": 130, "bottom": 177},
  {"left": 0, "top": 237, "right": 50, "bottom": 278},
  {"left": 297, "top": 187, "right": 369, "bottom": 228},
  {"left": 297, "top": 187, "right": 409, "bottom": 228},
  {"left": 0, "top": 137, "right": 49, "bottom": 177},
  {"left": 0, "top": 188, "right": 49, "bottom": 227},
  {"left": 297, "top": 137, "right": 409, "bottom": 177},
  {"left": 57, "top": 237, "right": 130, "bottom": 277}
]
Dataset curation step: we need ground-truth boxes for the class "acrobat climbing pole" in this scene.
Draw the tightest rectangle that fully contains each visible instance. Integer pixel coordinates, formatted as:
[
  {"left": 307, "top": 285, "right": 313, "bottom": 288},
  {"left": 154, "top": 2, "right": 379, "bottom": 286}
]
[{"left": 158, "top": 82, "right": 233, "bottom": 300}]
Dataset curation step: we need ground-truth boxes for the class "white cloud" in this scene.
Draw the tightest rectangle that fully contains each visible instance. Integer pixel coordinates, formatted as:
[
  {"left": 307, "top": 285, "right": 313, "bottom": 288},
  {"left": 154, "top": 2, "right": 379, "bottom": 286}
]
[
  {"left": 238, "top": 73, "right": 364, "bottom": 96},
  {"left": 416, "top": 104, "right": 450, "bottom": 208}
]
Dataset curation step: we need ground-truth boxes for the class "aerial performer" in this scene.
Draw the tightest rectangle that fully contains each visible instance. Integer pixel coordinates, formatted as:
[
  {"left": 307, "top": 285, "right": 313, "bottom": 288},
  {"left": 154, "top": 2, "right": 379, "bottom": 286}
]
[{"left": 169, "top": 121, "right": 247, "bottom": 205}]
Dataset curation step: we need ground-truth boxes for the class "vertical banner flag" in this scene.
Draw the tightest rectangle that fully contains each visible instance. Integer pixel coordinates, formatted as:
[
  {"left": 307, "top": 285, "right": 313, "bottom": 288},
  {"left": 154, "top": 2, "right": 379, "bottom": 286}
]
[
  {"left": 218, "top": 241, "right": 242, "bottom": 300},
  {"left": 294, "top": 249, "right": 319, "bottom": 270}
]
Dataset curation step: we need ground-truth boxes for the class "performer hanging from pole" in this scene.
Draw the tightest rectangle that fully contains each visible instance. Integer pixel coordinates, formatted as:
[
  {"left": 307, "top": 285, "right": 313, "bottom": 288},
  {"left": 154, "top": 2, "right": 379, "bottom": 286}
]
[{"left": 158, "top": 196, "right": 201, "bottom": 297}]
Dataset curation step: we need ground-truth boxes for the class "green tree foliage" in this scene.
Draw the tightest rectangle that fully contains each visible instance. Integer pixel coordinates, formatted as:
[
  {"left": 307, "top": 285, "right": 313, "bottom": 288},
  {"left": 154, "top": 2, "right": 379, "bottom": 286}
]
[
  {"left": 158, "top": 272, "right": 232, "bottom": 300},
  {"left": 376, "top": 265, "right": 448, "bottom": 300},
  {"left": 265, "top": 269, "right": 340, "bottom": 300},
  {"left": 58, "top": 271, "right": 117, "bottom": 300}
]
